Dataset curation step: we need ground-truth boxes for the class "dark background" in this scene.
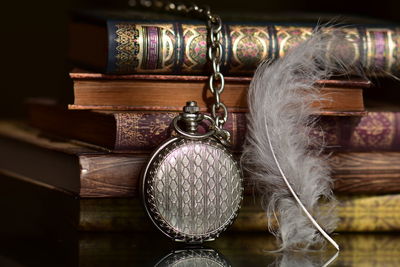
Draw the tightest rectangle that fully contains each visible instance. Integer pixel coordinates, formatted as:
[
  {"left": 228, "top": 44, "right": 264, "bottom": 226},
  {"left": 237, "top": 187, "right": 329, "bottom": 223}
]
[{"left": 2, "top": 0, "right": 399, "bottom": 118}]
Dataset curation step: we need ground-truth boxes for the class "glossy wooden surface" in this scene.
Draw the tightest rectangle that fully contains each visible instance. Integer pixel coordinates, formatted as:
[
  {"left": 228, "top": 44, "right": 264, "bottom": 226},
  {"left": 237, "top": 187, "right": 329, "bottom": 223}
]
[{"left": 1, "top": 232, "right": 399, "bottom": 266}]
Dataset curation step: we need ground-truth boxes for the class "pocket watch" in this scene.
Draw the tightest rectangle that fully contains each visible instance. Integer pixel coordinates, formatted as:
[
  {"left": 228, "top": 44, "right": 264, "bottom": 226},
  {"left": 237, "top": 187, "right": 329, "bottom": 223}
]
[
  {"left": 137, "top": 1, "right": 243, "bottom": 244},
  {"left": 142, "top": 101, "right": 243, "bottom": 243}
]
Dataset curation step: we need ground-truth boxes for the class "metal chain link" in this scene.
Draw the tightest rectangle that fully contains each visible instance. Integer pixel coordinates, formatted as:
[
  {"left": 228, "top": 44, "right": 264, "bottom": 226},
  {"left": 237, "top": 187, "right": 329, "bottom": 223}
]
[{"left": 130, "top": 0, "right": 231, "bottom": 142}]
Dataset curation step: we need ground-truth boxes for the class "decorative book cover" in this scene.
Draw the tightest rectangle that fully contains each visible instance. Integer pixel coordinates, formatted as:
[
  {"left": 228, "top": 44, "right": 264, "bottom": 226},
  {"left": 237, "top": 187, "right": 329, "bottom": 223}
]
[
  {"left": 69, "top": 10, "right": 400, "bottom": 76},
  {"left": 28, "top": 100, "right": 400, "bottom": 152}
]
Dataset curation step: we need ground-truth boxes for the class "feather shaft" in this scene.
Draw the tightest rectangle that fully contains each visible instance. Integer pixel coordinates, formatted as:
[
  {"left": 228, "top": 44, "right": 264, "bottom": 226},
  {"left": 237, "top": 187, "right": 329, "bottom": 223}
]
[
  {"left": 322, "top": 251, "right": 340, "bottom": 267},
  {"left": 264, "top": 119, "right": 339, "bottom": 250}
]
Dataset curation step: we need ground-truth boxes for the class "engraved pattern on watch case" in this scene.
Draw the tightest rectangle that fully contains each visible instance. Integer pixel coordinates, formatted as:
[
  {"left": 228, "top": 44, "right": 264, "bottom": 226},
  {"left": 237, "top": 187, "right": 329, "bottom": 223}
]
[{"left": 142, "top": 137, "right": 243, "bottom": 243}]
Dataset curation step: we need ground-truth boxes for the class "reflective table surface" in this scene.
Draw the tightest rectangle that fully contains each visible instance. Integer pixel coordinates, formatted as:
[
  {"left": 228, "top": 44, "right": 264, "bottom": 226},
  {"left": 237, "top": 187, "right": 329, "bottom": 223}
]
[{"left": 1, "top": 232, "right": 399, "bottom": 266}]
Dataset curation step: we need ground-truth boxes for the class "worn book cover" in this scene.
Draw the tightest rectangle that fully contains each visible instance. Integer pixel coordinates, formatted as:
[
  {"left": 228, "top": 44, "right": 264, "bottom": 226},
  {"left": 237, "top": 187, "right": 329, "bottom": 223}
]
[
  {"left": 68, "top": 70, "right": 367, "bottom": 112},
  {"left": 2, "top": 121, "right": 400, "bottom": 198}
]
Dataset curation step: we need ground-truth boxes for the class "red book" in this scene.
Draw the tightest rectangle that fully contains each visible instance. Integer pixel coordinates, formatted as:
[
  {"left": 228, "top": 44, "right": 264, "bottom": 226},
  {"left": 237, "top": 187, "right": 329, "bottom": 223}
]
[{"left": 28, "top": 99, "right": 400, "bottom": 152}]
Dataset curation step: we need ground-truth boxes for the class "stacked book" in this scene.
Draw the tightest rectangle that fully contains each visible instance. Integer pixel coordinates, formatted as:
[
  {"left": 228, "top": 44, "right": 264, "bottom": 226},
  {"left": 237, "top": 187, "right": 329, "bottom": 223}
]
[{"left": 1, "top": 9, "right": 400, "bottom": 238}]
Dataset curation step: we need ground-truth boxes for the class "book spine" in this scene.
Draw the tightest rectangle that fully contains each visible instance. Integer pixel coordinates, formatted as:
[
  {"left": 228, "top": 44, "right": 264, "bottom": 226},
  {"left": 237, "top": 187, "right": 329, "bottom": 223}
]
[
  {"left": 79, "top": 154, "right": 145, "bottom": 198},
  {"left": 107, "top": 21, "right": 400, "bottom": 75},
  {"left": 79, "top": 152, "right": 400, "bottom": 198},
  {"left": 331, "top": 152, "right": 400, "bottom": 194},
  {"left": 114, "top": 111, "right": 400, "bottom": 152},
  {"left": 79, "top": 195, "right": 400, "bottom": 232},
  {"left": 232, "top": 195, "right": 400, "bottom": 232}
]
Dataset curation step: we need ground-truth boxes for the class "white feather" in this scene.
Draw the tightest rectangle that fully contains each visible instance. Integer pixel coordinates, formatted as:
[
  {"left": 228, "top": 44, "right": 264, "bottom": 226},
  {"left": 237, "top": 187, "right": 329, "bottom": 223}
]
[{"left": 241, "top": 27, "right": 353, "bottom": 250}]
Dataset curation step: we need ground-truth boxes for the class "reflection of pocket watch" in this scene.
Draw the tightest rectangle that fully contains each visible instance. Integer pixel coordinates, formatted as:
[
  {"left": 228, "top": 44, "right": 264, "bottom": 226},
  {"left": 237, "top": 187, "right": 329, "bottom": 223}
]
[
  {"left": 142, "top": 101, "right": 243, "bottom": 243},
  {"left": 155, "top": 248, "right": 229, "bottom": 267}
]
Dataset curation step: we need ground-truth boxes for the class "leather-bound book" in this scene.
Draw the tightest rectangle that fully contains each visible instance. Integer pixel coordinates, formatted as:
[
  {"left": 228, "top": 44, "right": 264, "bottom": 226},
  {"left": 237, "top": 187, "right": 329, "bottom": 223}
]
[
  {"left": 69, "top": 9, "right": 400, "bottom": 77},
  {"left": 28, "top": 98, "right": 400, "bottom": 153},
  {"left": 2, "top": 121, "right": 400, "bottom": 199},
  {"left": 68, "top": 69, "right": 367, "bottom": 113}
]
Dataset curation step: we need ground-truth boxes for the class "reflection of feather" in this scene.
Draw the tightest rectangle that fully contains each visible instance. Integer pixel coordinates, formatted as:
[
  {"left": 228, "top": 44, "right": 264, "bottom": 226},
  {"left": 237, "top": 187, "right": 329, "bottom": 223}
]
[
  {"left": 241, "top": 27, "right": 351, "bottom": 250},
  {"left": 269, "top": 251, "right": 339, "bottom": 267}
]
